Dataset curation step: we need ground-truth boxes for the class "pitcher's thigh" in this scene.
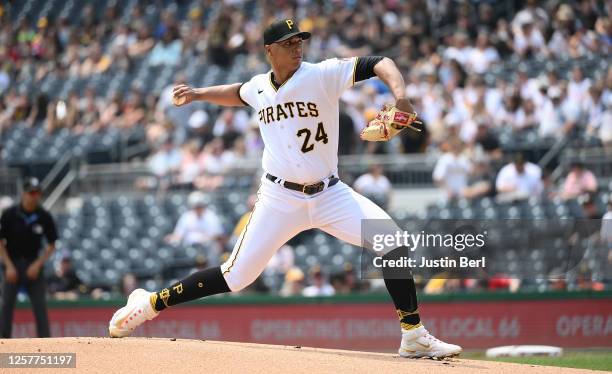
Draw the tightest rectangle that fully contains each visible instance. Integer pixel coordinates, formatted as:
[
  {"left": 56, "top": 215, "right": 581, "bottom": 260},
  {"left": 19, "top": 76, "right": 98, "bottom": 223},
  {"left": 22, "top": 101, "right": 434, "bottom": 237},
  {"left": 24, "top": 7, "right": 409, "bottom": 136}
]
[
  {"left": 221, "top": 201, "right": 305, "bottom": 291},
  {"left": 319, "top": 186, "right": 398, "bottom": 249}
]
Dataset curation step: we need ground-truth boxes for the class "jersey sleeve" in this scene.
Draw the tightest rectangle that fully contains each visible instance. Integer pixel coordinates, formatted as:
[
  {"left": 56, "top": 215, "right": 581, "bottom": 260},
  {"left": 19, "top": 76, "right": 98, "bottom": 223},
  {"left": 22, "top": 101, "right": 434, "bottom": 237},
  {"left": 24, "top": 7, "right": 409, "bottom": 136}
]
[
  {"left": 354, "top": 56, "right": 384, "bottom": 82},
  {"left": 318, "top": 57, "right": 358, "bottom": 100},
  {"left": 238, "top": 78, "right": 256, "bottom": 108}
]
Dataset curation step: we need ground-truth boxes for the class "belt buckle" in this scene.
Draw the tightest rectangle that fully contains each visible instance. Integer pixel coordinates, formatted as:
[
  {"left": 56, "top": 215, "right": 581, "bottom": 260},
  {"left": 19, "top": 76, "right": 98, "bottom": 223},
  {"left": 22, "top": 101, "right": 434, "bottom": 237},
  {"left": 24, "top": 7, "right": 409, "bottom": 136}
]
[{"left": 303, "top": 182, "right": 324, "bottom": 195}]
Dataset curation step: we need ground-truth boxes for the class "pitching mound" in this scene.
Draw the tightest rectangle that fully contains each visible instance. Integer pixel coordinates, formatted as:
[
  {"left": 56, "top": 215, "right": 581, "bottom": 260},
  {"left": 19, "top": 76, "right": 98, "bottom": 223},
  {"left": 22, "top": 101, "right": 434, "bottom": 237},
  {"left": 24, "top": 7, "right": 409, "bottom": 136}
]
[{"left": 0, "top": 338, "right": 598, "bottom": 373}]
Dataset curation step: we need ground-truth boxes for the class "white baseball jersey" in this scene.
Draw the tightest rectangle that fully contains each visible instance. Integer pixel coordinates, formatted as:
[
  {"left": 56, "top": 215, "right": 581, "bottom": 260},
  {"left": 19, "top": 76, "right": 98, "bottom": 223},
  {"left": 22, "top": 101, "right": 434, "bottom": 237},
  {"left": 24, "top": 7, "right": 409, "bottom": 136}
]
[
  {"left": 239, "top": 57, "right": 358, "bottom": 184},
  {"left": 220, "top": 56, "right": 399, "bottom": 293}
]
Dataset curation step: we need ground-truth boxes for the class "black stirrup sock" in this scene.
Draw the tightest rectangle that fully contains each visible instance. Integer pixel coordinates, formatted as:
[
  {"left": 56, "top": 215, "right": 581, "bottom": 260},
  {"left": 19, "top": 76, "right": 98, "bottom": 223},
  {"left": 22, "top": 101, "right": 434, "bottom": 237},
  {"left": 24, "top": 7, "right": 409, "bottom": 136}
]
[
  {"left": 151, "top": 266, "right": 231, "bottom": 312},
  {"left": 381, "top": 247, "right": 422, "bottom": 330}
]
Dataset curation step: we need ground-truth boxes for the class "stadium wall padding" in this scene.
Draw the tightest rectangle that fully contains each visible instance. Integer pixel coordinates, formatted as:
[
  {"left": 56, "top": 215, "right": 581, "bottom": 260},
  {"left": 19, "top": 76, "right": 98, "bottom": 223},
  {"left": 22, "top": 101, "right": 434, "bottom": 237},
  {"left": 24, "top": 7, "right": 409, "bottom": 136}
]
[{"left": 12, "top": 291, "right": 612, "bottom": 349}]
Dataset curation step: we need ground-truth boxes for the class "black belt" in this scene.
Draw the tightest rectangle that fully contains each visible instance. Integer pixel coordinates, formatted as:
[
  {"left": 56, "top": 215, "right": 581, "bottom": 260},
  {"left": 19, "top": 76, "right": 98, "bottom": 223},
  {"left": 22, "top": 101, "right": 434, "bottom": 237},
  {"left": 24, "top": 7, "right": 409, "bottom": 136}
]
[{"left": 266, "top": 173, "right": 339, "bottom": 195}]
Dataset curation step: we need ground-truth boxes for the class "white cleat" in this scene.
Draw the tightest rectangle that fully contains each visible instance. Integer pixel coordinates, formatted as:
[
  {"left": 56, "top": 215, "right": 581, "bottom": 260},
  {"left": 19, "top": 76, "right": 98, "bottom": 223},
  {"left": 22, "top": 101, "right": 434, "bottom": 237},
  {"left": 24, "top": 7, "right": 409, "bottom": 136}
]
[
  {"left": 109, "top": 288, "right": 159, "bottom": 338},
  {"left": 398, "top": 326, "right": 462, "bottom": 359}
]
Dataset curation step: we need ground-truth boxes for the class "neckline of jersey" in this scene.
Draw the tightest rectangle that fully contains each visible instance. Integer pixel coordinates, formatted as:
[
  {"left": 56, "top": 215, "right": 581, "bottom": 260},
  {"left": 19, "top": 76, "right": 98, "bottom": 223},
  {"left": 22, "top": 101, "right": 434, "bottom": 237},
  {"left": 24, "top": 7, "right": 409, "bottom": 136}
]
[{"left": 269, "top": 63, "right": 303, "bottom": 93}]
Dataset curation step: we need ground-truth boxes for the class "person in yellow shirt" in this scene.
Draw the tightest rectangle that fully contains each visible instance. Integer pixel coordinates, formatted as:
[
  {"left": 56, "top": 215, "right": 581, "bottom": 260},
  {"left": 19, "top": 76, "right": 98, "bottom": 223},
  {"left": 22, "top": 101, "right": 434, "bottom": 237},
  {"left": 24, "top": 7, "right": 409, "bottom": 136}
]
[{"left": 231, "top": 194, "right": 257, "bottom": 239}]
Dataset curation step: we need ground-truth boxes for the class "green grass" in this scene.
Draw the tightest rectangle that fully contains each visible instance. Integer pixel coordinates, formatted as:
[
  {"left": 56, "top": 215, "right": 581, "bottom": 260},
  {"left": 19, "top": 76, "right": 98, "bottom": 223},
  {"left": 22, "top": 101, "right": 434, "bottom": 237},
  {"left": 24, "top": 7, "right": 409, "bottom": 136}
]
[{"left": 464, "top": 351, "right": 612, "bottom": 372}]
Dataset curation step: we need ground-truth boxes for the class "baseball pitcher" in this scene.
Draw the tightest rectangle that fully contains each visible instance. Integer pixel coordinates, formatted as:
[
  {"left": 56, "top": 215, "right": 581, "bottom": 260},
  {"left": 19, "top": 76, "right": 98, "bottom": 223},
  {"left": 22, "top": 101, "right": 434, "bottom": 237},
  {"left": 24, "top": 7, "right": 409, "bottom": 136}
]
[{"left": 109, "top": 19, "right": 461, "bottom": 358}]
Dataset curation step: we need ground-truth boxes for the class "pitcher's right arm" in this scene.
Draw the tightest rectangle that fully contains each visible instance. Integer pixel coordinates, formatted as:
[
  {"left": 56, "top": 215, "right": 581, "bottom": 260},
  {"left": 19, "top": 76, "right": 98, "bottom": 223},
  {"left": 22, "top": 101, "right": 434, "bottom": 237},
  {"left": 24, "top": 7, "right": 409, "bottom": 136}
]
[{"left": 172, "top": 83, "right": 248, "bottom": 107}]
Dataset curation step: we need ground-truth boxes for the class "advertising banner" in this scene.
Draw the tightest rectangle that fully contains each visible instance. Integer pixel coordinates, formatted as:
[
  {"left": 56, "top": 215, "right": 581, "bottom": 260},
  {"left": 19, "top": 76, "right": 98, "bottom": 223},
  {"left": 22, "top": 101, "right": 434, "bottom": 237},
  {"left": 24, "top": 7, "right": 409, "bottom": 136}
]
[{"left": 11, "top": 296, "right": 611, "bottom": 350}]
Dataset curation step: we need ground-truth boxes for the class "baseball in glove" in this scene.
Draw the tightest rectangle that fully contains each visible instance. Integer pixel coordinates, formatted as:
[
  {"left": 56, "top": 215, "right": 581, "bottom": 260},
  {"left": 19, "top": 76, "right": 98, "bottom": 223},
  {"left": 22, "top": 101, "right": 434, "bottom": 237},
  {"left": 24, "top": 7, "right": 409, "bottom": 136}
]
[{"left": 360, "top": 104, "right": 421, "bottom": 142}]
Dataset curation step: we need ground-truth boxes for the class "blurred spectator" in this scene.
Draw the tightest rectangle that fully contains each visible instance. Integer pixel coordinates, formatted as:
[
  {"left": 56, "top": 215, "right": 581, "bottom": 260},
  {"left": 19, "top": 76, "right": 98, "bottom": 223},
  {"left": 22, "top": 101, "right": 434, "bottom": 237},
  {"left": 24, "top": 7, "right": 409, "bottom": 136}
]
[
  {"left": 121, "top": 272, "right": 138, "bottom": 297},
  {"left": 213, "top": 109, "right": 249, "bottom": 143},
  {"left": 472, "top": 123, "right": 502, "bottom": 161},
  {"left": 560, "top": 161, "right": 598, "bottom": 200},
  {"left": 116, "top": 93, "right": 145, "bottom": 129},
  {"left": 495, "top": 154, "right": 543, "bottom": 201},
  {"left": 511, "top": 0, "right": 549, "bottom": 33},
  {"left": 601, "top": 199, "right": 612, "bottom": 247},
  {"left": 466, "top": 32, "right": 499, "bottom": 74},
  {"left": 280, "top": 267, "right": 305, "bottom": 297},
  {"left": 128, "top": 22, "right": 155, "bottom": 57},
  {"left": 584, "top": 85, "right": 604, "bottom": 132},
  {"left": 330, "top": 263, "right": 366, "bottom": 294},
  {"left": 230, "top": 194, "right": 257, "bottom": 247},
  {"left": 353, "top": 165, "right": 392, "bottom": 209},
  {"left": 538, "top": 86, "right": 579, "bottom": 138},
  {"left": 187, "top": 110, "right": 211, "bottom": 142},
  {"left": 265, "top": 244, "right": 295, "bottom": 277},
  {"left": 587, "top": 90, "right": 612, "bottom": 149},
  {"left": 198, "top": 138, "right": 227, "bottom": 174},
  {"left": 165, "top": 191, "right": 224, "bottom": 248},
  {"left": 149, "top": 27, "right": 182, "bottom": 67},
  {"left": 110, "top": 23, "right": 136, "bottom": 54},
  {"left": 25, "top": 93, "right": 49, "bottom": 127},
  {"left": 80, "top": 43, "right": 112, "bottom": 76},
  {"left": 177, "top": 140, "right": 201, "bottom": 186},
  {"left": 514, "top": 98, "right": 539, "bottom": 132},
  {"left": 462, "top": 160, "right": 494, "bottom": 200},
  {"left": 567, "top": 67, "right": 591, "bottom": 104},
  {"left": 579, "top": 192, "right": 601, "bottom": 219},
  {"left": 97, "top": 92, "right": 124, "bottom": 130},
  {"left": 148, "top": 137, "right": 182, "bottom": 185},
  {"left": 487, "top": 275, "right": 521, "bottom": 292},
  {"left": 302, "top": 266, "right": 335, "bottom": 297},
  {"left": 433, "top": 137, "right": 472, "bottom": 200},
  {"left": 424, "top": 276, "right": 463, "bottom": 295},
  {"left": 513, "top": 13, "right": 547, "bottom": 57},
  {"left": 47, "top": 256, "right": 85, "bottom": 300},
  {"left": 594, "top": 16, "right": 612, "bottom": 54},
  {"left": 221, "top": 136, "right": 250, "bottom": 169}
]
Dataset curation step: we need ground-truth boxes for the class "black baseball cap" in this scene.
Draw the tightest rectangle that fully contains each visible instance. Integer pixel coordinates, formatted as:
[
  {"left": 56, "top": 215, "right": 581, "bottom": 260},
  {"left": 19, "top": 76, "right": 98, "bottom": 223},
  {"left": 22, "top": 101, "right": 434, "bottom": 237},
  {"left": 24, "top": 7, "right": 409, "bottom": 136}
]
[
  {"left": 263, "top": 19, "right": 311, "bottom": 45},
  {"left": 23, "top": 177, "right": 42, "bottom": 192}
]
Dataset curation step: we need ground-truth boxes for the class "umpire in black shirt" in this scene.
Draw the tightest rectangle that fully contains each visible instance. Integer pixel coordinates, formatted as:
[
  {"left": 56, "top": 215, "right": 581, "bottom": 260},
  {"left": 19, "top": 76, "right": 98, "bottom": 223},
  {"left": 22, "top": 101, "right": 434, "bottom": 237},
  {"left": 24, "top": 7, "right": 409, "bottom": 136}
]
[{"left": 0, "top": 177, "right": 58, "bottom": 338}]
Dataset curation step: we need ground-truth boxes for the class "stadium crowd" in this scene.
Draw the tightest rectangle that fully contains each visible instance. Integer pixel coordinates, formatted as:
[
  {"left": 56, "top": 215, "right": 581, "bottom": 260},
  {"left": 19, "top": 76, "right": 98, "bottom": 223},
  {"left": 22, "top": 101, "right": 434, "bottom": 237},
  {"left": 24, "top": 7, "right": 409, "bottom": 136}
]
[{"left": 0, "top": 1, "right": 610, "bottom": 166}]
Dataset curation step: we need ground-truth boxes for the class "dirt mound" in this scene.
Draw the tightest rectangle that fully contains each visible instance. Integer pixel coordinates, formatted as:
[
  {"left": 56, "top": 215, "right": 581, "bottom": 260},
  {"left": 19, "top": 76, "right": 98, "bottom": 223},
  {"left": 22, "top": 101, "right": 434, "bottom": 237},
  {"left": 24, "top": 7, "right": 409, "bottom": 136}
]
[{"left": 0, "top": 338, "right": 597, "bottom": 373}]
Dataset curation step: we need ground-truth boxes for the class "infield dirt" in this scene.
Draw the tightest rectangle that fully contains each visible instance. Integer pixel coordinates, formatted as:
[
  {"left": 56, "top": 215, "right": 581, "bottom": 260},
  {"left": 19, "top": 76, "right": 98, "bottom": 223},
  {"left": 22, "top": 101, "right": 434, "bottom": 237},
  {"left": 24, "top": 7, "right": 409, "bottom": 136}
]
[{"left": 0, "top": 337, "right": 600, "bottom": 373}]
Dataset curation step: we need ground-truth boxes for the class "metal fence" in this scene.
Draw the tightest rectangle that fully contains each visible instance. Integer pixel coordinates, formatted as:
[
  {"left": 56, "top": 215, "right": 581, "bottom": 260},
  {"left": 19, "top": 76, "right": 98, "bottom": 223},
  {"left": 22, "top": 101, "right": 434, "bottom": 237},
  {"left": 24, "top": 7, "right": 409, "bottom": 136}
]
[
  {"left": 61, "top": 154, "right": 439, "bottom": 197},
  {"left": 0, "top": 168, "right": 22, "bottom": 198}
]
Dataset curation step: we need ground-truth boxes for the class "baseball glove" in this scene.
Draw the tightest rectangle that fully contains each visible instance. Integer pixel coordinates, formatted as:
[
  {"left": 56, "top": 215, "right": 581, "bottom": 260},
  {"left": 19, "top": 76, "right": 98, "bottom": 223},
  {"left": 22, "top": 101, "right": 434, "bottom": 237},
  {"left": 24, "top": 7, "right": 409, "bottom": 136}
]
[{"left": 360, "top": 104, "right": 421, "bottom": 142}]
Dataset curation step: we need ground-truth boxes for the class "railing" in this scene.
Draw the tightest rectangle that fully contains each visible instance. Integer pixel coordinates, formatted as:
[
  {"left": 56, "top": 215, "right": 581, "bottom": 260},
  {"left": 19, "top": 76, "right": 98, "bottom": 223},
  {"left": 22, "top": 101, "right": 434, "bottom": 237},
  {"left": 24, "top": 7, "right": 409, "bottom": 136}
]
[
  {"left": 339, "top": 153, "right": 436, "bottom": 186},
  {"left": 551, "top": 146, "right": 612, "bottom": 184},
  {"left": 65, "top": 154, "right": 439, "bottom": 196},
  {"left": 41, "top": 152, "right": 74, "bottom": 191},
  {"left": 538, "top": 136, "right": 569, "bottom": 173},
  {"left": 41, "top": 143, "right": 612, "bottom": 210},
  {"left": 42, "top": 168, "right": 77, "bottom": 211},
  {"left": 0, "top": 168, "right": 22, "bottom": 197},
  {"left": 39, "top": 153, "right": 441, "bottom": 209}
]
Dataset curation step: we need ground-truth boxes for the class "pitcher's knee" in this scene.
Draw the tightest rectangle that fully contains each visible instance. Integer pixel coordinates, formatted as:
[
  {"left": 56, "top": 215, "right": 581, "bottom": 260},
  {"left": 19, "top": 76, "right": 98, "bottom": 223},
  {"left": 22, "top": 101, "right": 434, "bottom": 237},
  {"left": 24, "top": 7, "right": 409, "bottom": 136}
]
[{"left": 221, "top": 270, "right": 258, "bottom": 292}]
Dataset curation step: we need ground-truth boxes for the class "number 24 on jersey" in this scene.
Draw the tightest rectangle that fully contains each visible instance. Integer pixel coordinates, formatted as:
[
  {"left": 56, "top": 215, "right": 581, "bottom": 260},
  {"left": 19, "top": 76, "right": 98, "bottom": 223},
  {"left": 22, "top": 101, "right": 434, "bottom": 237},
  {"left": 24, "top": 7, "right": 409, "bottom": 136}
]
[{"left": 297, "top": 122, "right": 328, "bottom": 153}]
